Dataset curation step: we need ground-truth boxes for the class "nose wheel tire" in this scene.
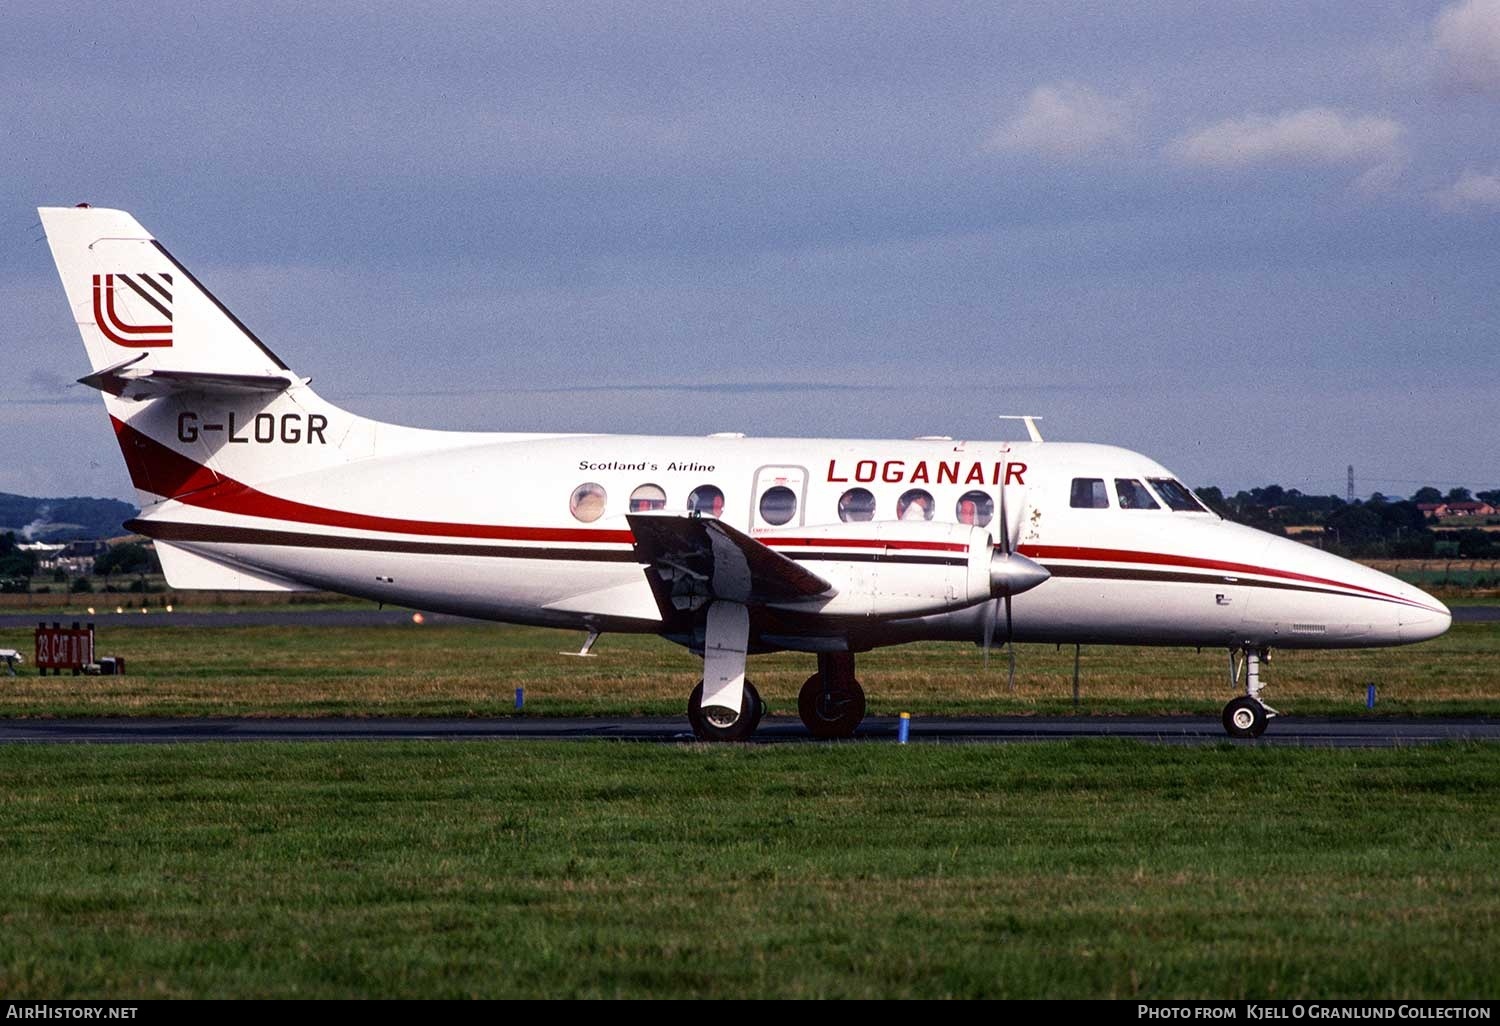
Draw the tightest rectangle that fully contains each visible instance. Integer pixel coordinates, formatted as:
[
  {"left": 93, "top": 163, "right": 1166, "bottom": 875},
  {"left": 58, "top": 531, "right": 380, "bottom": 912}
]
[
  {"left": 688, "top": 680, "right": 763, "bottom": 742},
  {"left": 798, "top": 673, "right": 867, "bottom": 739},
  {"left": 1223, "top": 696, "right": 1268, "bottom": 739}
]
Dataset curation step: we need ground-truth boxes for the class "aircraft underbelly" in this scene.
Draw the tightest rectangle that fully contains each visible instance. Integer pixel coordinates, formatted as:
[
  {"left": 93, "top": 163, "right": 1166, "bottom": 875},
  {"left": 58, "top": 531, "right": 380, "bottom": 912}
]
[{"left": 1005, "top": 576, "right": 1249, "bottom": 646}]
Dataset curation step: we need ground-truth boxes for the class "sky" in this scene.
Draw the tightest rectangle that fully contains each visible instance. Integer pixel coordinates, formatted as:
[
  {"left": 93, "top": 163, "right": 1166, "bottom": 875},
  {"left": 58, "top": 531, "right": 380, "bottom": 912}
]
[{"left": 2, "top": 1, "right": 1497, "bottom": 503}]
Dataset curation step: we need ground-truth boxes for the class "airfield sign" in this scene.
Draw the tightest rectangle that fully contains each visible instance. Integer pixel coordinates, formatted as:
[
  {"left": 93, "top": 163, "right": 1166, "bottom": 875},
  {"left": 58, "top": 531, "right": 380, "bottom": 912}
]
[{"left": 34, "top": 622, "right": 94, "bottom": 675}]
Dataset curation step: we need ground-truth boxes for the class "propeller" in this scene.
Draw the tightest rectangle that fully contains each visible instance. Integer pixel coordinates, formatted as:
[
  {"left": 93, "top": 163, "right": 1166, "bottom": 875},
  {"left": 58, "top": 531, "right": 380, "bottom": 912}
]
[{"left": 982, "top": 482, "right": 1050, "bottom": 689}]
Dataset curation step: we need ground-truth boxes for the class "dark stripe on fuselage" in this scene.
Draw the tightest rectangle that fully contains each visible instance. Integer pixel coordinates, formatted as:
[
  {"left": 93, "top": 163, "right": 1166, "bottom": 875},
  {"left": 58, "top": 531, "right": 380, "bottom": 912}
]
[
  {"left": 130, "top": 520, "right": 643, "bottom": 563},
  {"left": 788, "top": 552, "right": 967, "bottom": 567},
  {"left": 131, "top": 521, "right": 969, "bottom": 569}
]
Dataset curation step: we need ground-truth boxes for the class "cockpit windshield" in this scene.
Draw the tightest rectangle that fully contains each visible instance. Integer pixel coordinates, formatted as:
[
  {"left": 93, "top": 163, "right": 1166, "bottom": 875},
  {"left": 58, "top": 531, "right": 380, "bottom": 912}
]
[
  {"left": 1147, "top": 478, "right": 1210, "bottom": 513},
  {"left": 1115, "top": 479, "right": 1160, "bottom": 510}
]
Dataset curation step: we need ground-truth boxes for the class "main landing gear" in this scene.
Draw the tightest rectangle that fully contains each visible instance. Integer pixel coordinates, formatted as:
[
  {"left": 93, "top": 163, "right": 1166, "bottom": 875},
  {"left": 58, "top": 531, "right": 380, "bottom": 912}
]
[
  {"left": 1223, "top": 646, "right": 1277, "bottom": 739},
  {"left": 684, "top": 599, "right": 871, "bottom": 742},
  {"left": 797, "top": 652, "right": 866, "bottom": 739},
  {"left": 686, "top": 654, "right": 868, "bottom": 742}
]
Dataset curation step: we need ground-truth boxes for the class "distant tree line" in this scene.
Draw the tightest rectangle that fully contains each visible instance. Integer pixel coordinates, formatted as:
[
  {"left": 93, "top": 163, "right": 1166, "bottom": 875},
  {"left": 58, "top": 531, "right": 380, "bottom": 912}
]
[
  {"left": 0, "top": 532, "right": 37, "bottom": 590},
  {"left": 1193, "top": 486, "right": 1500, "bottom": 558}
]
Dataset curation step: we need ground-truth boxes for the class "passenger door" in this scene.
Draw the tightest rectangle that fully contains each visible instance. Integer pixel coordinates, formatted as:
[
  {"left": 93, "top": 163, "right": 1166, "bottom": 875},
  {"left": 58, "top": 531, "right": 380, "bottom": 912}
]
[{"left": 750, "top": 465, "right": 808, "bottom": 530}]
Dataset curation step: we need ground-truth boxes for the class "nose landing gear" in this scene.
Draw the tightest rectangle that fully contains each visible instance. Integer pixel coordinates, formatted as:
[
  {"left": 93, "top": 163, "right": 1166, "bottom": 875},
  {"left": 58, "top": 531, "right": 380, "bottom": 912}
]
[
  {"left": 1224, "top": 646, "right": 1277, "bottom": 739},
  {"left": 1223, "top": 695, "right": 1268, "bottom": 738}
]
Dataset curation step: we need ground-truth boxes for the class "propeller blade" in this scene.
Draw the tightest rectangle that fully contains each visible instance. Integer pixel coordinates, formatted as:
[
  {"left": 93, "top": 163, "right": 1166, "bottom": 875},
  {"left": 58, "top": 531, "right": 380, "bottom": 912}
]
[
  {"left": 1005, "top": 593, "right": 1016, "bottom": 691},
  {"left": 982, "top": 597, "right": 997, "bottom": 668},
  {"left": 1000, "top": 484, "right": 1025, "bottom": 558},
  {"left": 998, "top": 484, "right": 1010, "bottom": 554}
]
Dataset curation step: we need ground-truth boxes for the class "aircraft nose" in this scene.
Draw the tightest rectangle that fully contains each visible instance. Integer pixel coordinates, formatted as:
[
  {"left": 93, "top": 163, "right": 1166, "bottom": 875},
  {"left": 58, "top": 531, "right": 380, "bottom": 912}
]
[{"left": 1400, "top": 591, "right": 1452, "bottom": 644}]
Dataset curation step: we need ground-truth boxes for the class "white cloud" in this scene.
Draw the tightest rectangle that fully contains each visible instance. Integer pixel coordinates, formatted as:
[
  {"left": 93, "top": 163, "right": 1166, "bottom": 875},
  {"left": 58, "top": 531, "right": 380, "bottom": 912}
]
[
  {"left": 1433, "top": 169, "right": 1500, "bottom": 211},
  {"left": 1433, "top": 0, "right": 1500, "bottom": 93},
  {"left": 1166, "top": 107, "right": 1405, "bottom": 185},
  {"left": 986, "top": 82, "right": 1139, "bottom": 159}
]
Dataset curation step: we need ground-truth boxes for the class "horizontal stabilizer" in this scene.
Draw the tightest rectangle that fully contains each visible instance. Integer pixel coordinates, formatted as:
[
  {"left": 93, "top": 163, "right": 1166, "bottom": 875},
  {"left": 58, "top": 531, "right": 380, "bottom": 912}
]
[
  {"left": 627, "top": 512, "right": 835, "bottom": 606},
  {"left": 78, "top": 354, "right": 301, "bottom": 401}
]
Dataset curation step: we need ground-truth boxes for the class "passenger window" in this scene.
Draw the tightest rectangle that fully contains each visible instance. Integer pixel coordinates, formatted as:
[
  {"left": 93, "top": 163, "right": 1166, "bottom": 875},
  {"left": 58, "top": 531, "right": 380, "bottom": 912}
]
[
  {"left": 1070, "top": 478, "right": 1109, "bottom": 508},
  {"left": 687, "top": 484, "right": 725, "bottom": 517},
  {"left": 897, "top": 489, "right": 934, "bottom": 521},
  {"left": 1115, "top": 479, "right": 1160, "bottom": 510},
  {"left": 759, "top": 485, "right": 798, "bottom": 526},
  {"left": 570, "top": 482, "right": 607, "bottom": 522},
  {"left": 629, "top": 483, "right": 667, "bottom": 512},
  {"left": 955, "top": 490, "right": 994, "bottom": 526},
  {"left": 1147, "top": 478, "right": 1209, "bottom": 513},
  {"left": 838, "top": 487, "right": 876, "bottom": 522}
]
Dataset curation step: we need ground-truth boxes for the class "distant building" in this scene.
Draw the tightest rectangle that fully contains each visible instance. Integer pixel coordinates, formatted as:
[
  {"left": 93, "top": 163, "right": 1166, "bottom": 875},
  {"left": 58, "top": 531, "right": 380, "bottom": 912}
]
[
  {"left": 1445, "top": 501, "right": 1497, "bottom": 517},
  {"left": 16, "top": 542, "right": 65, "bottom": 568},
  {"left": 17, "top": 539, "right": 107, "bottom": 574},
  {"left": 1416, "top": 503, "right": 1450, "bottom": 519}
]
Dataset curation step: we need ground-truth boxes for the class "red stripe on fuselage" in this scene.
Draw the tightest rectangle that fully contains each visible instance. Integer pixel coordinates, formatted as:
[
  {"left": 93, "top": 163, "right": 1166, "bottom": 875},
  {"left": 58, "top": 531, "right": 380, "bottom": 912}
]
[{"left": 111, "top": 416, "right": 635, "bottom": 545}]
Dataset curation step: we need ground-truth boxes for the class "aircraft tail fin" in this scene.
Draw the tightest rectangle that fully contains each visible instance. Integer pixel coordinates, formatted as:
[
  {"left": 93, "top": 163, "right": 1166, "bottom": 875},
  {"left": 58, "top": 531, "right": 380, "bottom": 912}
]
[
  {"left": 37, "top": 205, "right": 507, "bottom": 521},
  {"left": 37, "top": 204, "right": 373, "bottom": 510},
  {"left": 38, "top": 205, "right": 293, "bottom": 379}
]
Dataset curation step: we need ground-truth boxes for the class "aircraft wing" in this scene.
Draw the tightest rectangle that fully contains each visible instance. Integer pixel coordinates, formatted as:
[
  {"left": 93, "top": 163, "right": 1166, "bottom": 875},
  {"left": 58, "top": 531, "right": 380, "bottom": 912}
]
[{"left": 626, "top": 513, "right": 836, "bottom": 608}]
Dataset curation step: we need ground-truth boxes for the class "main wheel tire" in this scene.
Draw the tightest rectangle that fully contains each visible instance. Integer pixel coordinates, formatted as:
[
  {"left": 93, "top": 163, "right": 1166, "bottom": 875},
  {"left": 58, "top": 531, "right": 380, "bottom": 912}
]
[
  {"left": 798, "top": 673, "right": 866, "bottom": 739},
  {"left": 1223, "top": 696, "right": 1268, "bottom": 739},
  {"left": 748, "top": 686, "right": 766, "bottom": 734},
  {"left": 687, "top": 680, "right": 762, "bottom": 742}
]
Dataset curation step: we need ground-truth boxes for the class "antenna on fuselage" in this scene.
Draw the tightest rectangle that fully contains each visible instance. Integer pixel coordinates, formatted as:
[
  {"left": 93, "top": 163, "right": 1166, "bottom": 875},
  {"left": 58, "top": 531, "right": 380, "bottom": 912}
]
[{"left": 997, "top": 415, "right": 1044, "bottom": 443}]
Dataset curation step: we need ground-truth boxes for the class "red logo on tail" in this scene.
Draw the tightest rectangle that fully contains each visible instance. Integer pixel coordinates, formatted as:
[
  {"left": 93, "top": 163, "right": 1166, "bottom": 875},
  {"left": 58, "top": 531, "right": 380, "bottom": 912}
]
[{"left": 92, "top": 272, "right": 173, "bottom": 348}]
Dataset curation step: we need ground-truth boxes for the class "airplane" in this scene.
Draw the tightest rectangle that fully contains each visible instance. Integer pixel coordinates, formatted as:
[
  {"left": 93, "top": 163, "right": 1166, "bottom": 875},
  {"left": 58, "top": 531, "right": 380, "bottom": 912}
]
[{"left": 37, "top": 204, "right": 1453, "bottom": 741}]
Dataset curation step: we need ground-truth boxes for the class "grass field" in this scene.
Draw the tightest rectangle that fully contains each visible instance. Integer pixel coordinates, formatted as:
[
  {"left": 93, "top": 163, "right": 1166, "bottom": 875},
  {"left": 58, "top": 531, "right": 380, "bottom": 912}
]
[
  {"left": 1, "top": 617, "right": 1496, "bottom": 719},
  {"left": 0, "top": 740, "right": 1495, "bottom": 998}
]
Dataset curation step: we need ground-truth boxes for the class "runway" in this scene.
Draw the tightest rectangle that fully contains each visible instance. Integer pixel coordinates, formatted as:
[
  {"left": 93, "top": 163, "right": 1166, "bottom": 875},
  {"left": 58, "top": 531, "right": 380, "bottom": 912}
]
[{"left": 0, "top": 715, "right": 1495, "bottom": 747}]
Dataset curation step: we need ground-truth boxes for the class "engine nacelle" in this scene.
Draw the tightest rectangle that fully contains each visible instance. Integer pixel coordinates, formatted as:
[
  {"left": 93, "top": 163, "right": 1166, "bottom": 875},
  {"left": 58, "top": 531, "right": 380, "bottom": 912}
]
[{"left": 756, "top": 520, "right": 1020, "bottom": 618}]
